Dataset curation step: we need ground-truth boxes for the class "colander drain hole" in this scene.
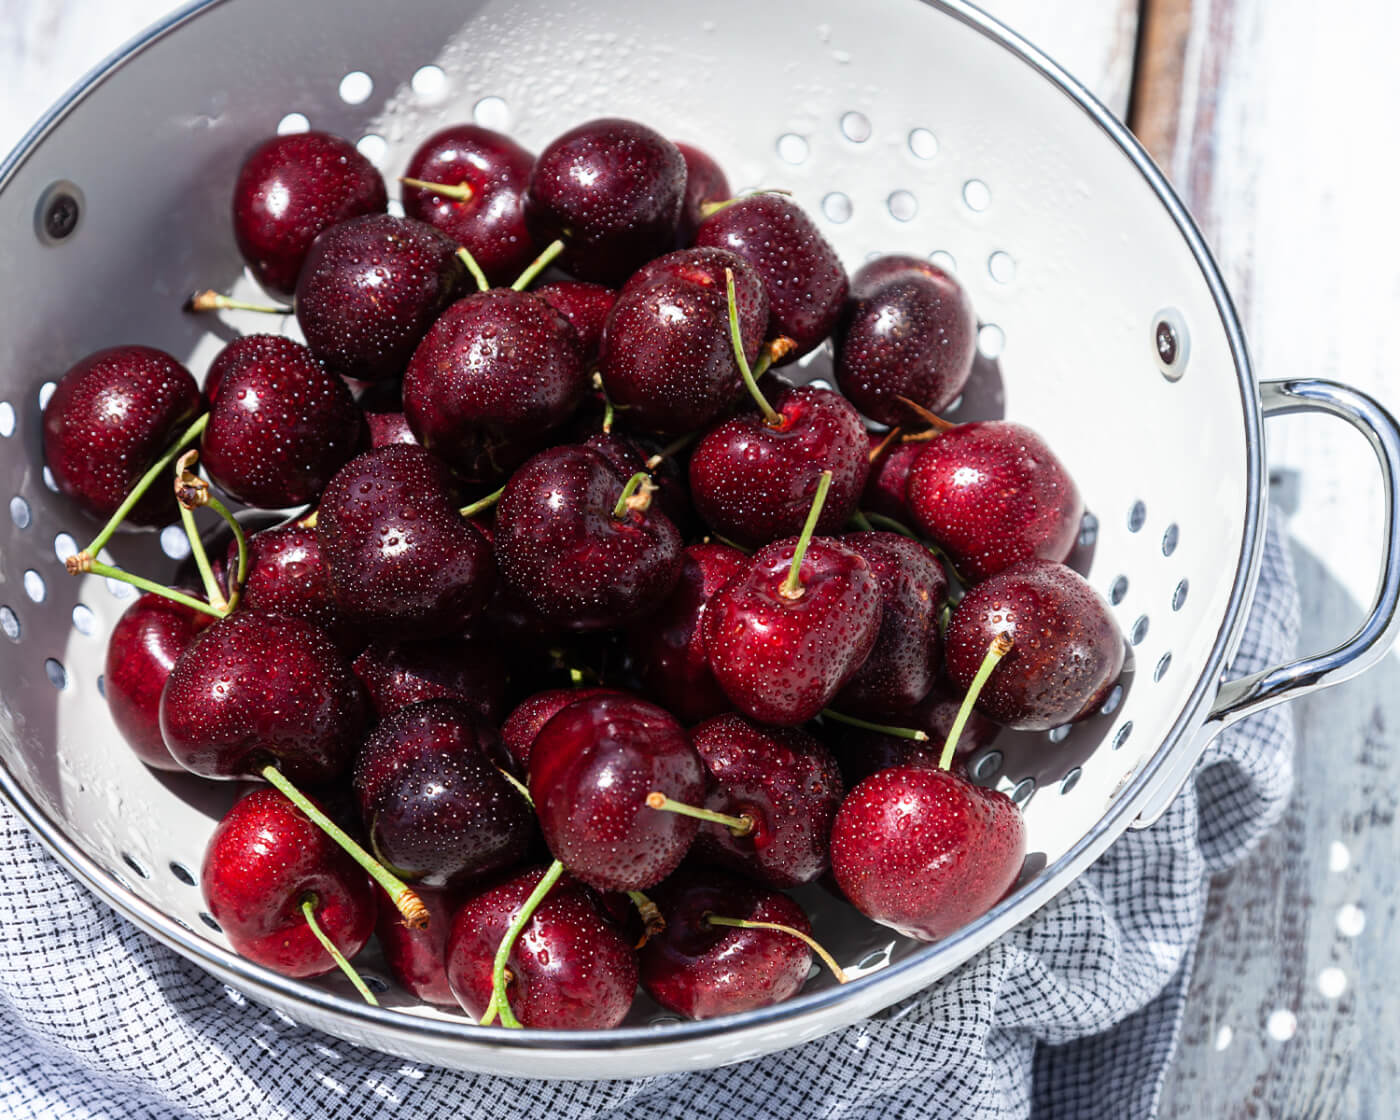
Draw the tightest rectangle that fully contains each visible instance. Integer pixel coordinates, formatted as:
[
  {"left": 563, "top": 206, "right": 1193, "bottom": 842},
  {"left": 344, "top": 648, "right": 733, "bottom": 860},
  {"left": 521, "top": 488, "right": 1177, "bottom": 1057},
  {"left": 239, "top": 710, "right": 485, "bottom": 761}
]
[
  {"left": 473, "top": 96, "right": 510, "bottom": 131},
  {"left": 199, "top": 912, "right": 222, "bottom": 932},
  {"left": 1162, "top": 523, "right": 1180, "bottom": 556},
  {"left": 988, "top": 251, "right": 1016, "bottom": 284},
  {"left": 356, "top": 135, "right": 387, "bottom": 167},
  {"left": 0, "top": 606, "right": 20, "bottom": 642},
  {"left": 53, "top": 532, "right": 77, "bottom": 564},
  {"left": 962, "top": 179, "right": 991, "bottom": 212},
  {"left": 0, "top": 402, "right": 15, "bottom": 437},
  {"left": 1099, "top": 683, "right": 1124, "bottom": 715},
  {"left": 840, "top": 111, "right": 872, "bottom": 143},
  {"left": 928, "top": 250, "right": 956, "bottom": 274},
  {"left": 71, "top": 604, "right": 95, "bottom": 636},
  {"left": 970, "top": 750, "right": 1002, "bottom": 781},
  {"left": 976, "top": 323, "right": 1004, "bottom": 359},
  {"left": 1172, "top": 579, "right": 1189, "bottom": 611},
  {"left": 276, "top": 112, "right": 310, "bottom": 135},
  {"left": 1127, "top": 500, "right": 1147, "bottom": 532},
  {"left": 44, "top": 658, "right": 67, "bottom": 690},
  {"left": 908, "top": 128, "right": 937, "bottom": 159},
  {"left": 338, "top": 71, "right": 373, "bottom": 106},
  {"left": 1112, "top": 722, "right": 1134, "bottom": 750},
  {"left": 776, "top": 133, "right": 808, "bottom": 164},
  {"left": 411, "top": 65, "right": 447, "bottom": 101},
  {"left": 822, "top": 192, "right": 853, "bottom": 223},
  {"left": 23, "top": 570, "right": 46, "bottom": 603},
  {"left": 1109, "top": 575, "right": 1129, "bottom": 605},
  {"left": 1060, "top": 768, "right": 1082, "bottom": 795},
  {"left": 169, "top": 862, "right": 196, "bottom": 886},
  {"left": 160, "top": 525, "right": 192, "bottom": 559},
  {"left": 887, "top": 190, "right": 918, "bottom": 222},
  {"left": 10, "top": 496, "right": 31, "bottom": 529},
  {"left": 37, "top": 381, "right": 56, "bottom": 411},
  {"left": 1154, "top": 653, "right": 1172, "bottom": 682},
  {"left": 1130, "top": 615, "right": 1150, "bottom": 646},
  {"left": 121, "top": 852, "right": 150, "bottom": 879},
  {"left": 1010, "top": 778, "right": 1036, "bottom": 806}
]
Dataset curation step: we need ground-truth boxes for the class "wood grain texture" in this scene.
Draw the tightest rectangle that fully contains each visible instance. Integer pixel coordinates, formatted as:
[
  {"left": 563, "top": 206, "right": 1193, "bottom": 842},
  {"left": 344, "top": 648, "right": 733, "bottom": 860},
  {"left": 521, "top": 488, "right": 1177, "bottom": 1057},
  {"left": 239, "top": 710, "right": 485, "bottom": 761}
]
[{"left": 1141, "top": 0, "right": 1400, "bottom": 1115}]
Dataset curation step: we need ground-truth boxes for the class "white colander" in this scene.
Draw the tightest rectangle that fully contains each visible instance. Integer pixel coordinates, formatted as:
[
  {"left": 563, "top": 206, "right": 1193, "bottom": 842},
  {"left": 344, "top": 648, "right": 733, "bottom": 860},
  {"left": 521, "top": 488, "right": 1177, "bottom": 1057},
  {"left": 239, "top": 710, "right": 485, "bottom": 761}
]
[{"left": 2, "top": 0, "right": 1398, "bottom": 1080}]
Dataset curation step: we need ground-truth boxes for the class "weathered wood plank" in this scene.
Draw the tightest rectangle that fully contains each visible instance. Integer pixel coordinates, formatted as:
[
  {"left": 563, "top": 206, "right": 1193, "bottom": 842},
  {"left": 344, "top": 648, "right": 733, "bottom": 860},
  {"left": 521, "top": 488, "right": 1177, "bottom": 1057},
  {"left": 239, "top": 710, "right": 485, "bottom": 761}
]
[{"left": 1138, "top": 0, "right": 1400, "bottom": 1115}]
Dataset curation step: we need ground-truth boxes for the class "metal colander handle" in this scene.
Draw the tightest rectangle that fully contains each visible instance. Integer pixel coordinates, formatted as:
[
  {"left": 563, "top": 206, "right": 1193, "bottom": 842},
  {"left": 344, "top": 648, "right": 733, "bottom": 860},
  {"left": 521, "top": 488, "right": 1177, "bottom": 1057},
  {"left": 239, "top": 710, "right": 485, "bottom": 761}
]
[{"left": 1133, "top": 378, "right": 1400, "bottom": 828}]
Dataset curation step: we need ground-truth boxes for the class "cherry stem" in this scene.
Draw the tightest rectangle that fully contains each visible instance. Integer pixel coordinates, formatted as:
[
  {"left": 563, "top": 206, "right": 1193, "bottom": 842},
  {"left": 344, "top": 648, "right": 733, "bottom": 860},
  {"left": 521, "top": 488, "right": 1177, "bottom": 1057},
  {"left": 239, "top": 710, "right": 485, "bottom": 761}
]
[
  {"left": 710, "top": 533, "right": 752, "bottom": 554},
  {"left": 455, "top": 247, "right": 491, "bottom": 293},
  {"left": 724, "top": 269, "right": 782, "bottom": 426},
  {"left": 205, "top": 494, "right": 248, "bottom": 610},
  {"left": 459, "top": 485, "right": 505, "bottom": 519},
  {"left": 699, "top": 188, "right": 792, "bottom": 219},
  {"left": 498, "top": 766, "right": 533, "bottom": 806},
  {"left": 185, "top": 290, "right": 290, "bottom": 315},
  {"left": 259, "top": 765, "right": 428, "bottom": 930},
  {"left": 510, "top": 239, "right": 565, "bottom": 292},
  {"left": 485, "top": 858, "right": 566, "bottom": 1029},
  {"left": 626, "top": 890, "right": 666, "bottom": 947},
  {"left": 868, "top": 426, "right": 903, "bottom": 464},
  {"left": 645, "top": 792, "right": 753, "bottom": 837},
  {"left": 703, "top": 914, "right": 850, "bottom": 984},
  {"left": 847, "top": 510, "right": 873, "bottom": 531},
  {"left": 895, "top": 396, "right": 955, "bottom": 432},
  {"left": 400, "top": 176, "right": 474, "bottom": 203},
  {"left": 298, "top": 509, "right": 319, "bottom": 529},
  {"left": 79, "top": 413, "right": 209, "bottom": 562},
  {"left": 821, "top": 709, "right": 929, "bottom": 741},
  {"left": 861, "top": 511, "right": 917, "bottom": 539},
  {"left": 175, "top": 452, "right": 228, "bottom": 614},
  {"left": 645, "top": 433, "right": 698, "bottom": 470},
  {"left": 612, "top": 472, "right": 654, "bottom": 519},
  {"left": 300, "top": 896, "right": 379, "bottom": 1006},
  {"left": 940, "top": 633, "right": 1014, "bottom": 770},
  {"left": 74, "top": 558, "right": 224, "bottom": 618},
  {"left": 781, "top": 470, "right": 833, "bottom": 600}
]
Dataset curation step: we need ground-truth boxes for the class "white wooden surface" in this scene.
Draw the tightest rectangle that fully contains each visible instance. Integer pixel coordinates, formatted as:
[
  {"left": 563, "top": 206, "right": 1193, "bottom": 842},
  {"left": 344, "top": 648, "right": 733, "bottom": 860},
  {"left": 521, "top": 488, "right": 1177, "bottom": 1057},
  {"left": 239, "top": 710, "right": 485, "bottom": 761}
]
[{"left": 4, "top": 2, "right": 1394, "bottom": 1115}]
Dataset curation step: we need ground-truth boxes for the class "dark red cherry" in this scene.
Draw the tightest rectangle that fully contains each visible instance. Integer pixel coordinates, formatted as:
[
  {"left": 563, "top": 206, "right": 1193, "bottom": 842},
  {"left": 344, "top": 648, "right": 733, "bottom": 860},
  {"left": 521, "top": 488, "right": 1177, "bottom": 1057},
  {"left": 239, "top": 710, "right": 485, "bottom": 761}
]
[
  {"left": 232, "top": 524, "right": 363, "bottom": 653},
  {"left": 906, "top": 421, "right": 1082, "bottom": 582},
  {"left": 295, "top": 214, "right": 467, "bottom": 382},
  {"left": 352, "top": 634, "right": 506, "bottom": 723},
  {"left": 445, "top": 865, "right": 637, "bottom": 1028},
  {"left": 353, "top": 701, "right": 534, "bottom": 888},
  {"left": 830, "top": 765, "right": 1025, "bottom": 941},
  {"left": 232, "top": 131, "right": 387, "bottom": 296},
  {"left": 703, "top": 537, "right": 881, "bottom": 726},
  {"left": 944, "top": 560, "right": 1124, "bottom": 730},
  {"left": 402, "top": 289, "right": 586, "bottom": 483},
  {"left": 365, "top": 410, "right": 419, "bottom": 448},
  {"left": 627, "top": 542, "right": 747, "bottom": 724},
  {"left": 160, "top": 611, "right": 366, "bottom": 783},
  {"left": 863, "top": 431, "right": 920, "bottom": 521},
  {"left": 689, "top": 714, "right": 843, "bottom": 887},
  {"left": 494, "top": 445, "right": 682, "bottom": 630},
  {"left": 200, "top": 334, "right": 363, "bottom": 509},
  {"left": 528, "top": 693, "right": 704, "bottom": 892},
  {"left": 831, "top": 532, "right": 948, "bottom": 717},
  {"left": 525, "top": 118, "right": 686, "bottom": 284},
  {"left": 376, "top": 884, "right": 458, "bottom": 1005},
  {"left": 639, "top": 870, "right": 813, "bottom": 1019},
  {"left": 835, "top": 256, "right": 977, "bottom": 425},
  {"left": 105, "top": 593, "right": 211, "bottom": 770},
  {"left": 597, "top": 247, "right": 768, "bottom": 432},
  {"left": 693, "top": 193, "right": 847, "bottom": 362},
  {"left": 499, "top": 686, "right": 625, "bottom": 774},
  {"left": 401, "top": 124, "right": 537, "bottom": 286},
  {"left": 688, "top": 386, "right": 868, "bottom": 547},
  {"left": 675, "top": 142, "right": 730, "bottom": 244},
  {"left": 583, "top": 432, "right": 700, "bottom": 539},
  {"left": 317, "top": 445, "right": 495, "bottom": 638},
  {"left": 202, "top": 788, "right": 376, "bottom": 977},
  {"left": 42, "top": 345, "right": 202, "bottom": 527},
  {"left": 827, "top": 678, "right": 999, "bottom": 788},
  {"left": 534, "top": 281, "right": 616, "bottom": 365}
]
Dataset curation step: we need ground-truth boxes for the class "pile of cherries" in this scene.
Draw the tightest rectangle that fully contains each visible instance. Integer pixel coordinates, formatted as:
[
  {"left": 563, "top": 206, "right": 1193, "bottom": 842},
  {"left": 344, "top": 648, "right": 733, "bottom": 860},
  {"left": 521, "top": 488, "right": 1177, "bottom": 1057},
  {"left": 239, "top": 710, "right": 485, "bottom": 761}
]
[{"left": 42, "top": 116, "right": 1126, "bottom": 1029}]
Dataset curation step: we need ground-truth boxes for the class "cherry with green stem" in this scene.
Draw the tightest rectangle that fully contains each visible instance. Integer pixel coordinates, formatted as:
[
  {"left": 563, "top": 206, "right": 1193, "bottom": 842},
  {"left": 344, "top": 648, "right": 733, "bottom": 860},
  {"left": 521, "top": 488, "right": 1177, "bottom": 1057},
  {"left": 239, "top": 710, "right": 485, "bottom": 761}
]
[
  {"left": 459, "top": 485, "right": 506, "bottom": 519},
  {"left": 456, "top": 246, "right": 491, "bottom": 293},
  {"left": 510, "top": 238, "right": 565, "bottom": 292},
  {"left": 940, "top": 633, "right": 1013, "bottom": 769},
  {"left": 704, "top": 914, "right": 849, "bottom": 984},
  {"left": 782, "top": 470, "right": 832, "bottom": 599},
  {"left": 480, "top": 858, "right": 565, "bottom": 1028},
  {"left": 644, "top": 791, "right": 754, "bottom": 836},
  {"left": 821, "top": 709, "right": 929, "bottom": 741},
  {"left": 185, "top": 290, "right": 292, "bottom": 315},
  {"left": 301, "top": 896, "right": 379, "bottom": 1005}
]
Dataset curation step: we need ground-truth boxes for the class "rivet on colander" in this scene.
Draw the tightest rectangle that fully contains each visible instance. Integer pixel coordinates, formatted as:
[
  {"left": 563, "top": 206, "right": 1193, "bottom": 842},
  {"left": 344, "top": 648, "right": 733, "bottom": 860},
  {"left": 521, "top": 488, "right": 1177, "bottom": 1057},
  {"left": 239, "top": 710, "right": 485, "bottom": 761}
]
[
  {"left": 1172, "top": 579, "right": 1190, "bottom": 611},
  {"left": 44, "top": 658, "right": 67, "bottom": 690},
  {"left": 970, "top": 749, "right": 1002, "bottom": 781},
  {"left": 0, "top": 606, "right": 20, "bottom": 642},
  {"left": 169, "top": 862, "right": 196, "bottom": 886},
  {"left": 0, "top": 401, "right": 15, "bottom": 437},
  {"left": 35, "top": 181, "right": 84, "bottom": 246},
  {"left": 10, "top": 496, "right": 31, "bottom": 529},
  {"left": 1010, "top": 778, "right": 1036, "bottom": 806},
  {"left": 1152, "top": 308, "right": 1190, "bottom": 381},
  {"left": 1060, "top": 768, "right": 1082, "bottom": 795}
]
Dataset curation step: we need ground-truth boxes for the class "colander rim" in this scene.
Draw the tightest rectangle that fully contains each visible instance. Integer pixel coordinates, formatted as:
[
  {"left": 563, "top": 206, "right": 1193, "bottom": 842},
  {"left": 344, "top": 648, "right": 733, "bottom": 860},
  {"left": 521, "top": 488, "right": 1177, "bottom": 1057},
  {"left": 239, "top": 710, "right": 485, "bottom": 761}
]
[{"left": 0, "top": 0, "right": 1264, "bottom": 1063}]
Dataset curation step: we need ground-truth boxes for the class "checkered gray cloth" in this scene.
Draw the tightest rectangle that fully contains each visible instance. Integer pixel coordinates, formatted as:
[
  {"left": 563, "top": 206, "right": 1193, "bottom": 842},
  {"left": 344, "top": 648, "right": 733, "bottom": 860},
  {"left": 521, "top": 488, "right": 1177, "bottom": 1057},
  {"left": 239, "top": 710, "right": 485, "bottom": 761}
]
[{"left": 0, "top": 513, "right": 1300, "bottom": 1120}]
